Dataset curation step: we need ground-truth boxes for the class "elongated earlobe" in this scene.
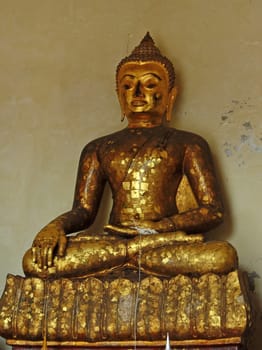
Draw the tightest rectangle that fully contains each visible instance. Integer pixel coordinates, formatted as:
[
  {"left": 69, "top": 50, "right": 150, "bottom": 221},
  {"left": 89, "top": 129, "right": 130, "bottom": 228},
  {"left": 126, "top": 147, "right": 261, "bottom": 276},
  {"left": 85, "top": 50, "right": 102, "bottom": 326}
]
[
  {"left": 166, "top": 86, "right": 178, "bottom": 122},
  {"left": 117, "top": 91, "right": 126, "bottom": 122},
  {"left": 119, "top": 103, "right": 126, "bottom": 122}
]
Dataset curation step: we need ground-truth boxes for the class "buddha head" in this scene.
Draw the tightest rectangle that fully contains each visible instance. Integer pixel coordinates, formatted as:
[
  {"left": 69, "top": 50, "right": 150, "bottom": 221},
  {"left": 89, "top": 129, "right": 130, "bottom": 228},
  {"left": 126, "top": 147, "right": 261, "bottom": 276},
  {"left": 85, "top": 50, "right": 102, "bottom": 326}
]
[{"left": 116, "top": 33, "right": 178, "bottom": 125}]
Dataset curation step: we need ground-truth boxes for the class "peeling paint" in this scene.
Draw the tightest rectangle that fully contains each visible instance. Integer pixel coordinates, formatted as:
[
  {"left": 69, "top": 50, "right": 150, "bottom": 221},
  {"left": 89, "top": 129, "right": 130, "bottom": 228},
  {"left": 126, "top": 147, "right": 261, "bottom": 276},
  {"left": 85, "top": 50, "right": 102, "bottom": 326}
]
[
  {"left": 223, "top": 142, "right": 233, "bottom": 157},
  {"left": 247, "top": 271, "right": 261, "bottom": 291},
  {"left": 240, "top": 134, "right": 249, "bottom": 143},
  {"left": 243, "top": 121, "right": 253, "bottom": 130},
  {"left": 220, "top": 98, "right": 262, "bottom": 165},
  {"left": 237, "top": 134, "right": 262, "bottom": 153}
]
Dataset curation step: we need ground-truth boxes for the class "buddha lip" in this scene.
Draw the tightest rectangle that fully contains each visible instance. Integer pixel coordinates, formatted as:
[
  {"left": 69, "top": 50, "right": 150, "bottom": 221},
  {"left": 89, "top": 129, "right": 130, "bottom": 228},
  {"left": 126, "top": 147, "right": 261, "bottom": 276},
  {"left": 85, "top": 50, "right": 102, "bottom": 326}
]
[{"left": 131, "top": 100, "right": 147, "bottom": 106}]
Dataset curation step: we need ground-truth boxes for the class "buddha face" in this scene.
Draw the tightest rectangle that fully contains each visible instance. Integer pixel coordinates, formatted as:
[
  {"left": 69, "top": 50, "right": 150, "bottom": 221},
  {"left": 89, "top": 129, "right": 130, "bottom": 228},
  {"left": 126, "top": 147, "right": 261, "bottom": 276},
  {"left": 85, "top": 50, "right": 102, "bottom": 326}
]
[{"left": 117, "top": 62, "right": 176, "bottom": 126}]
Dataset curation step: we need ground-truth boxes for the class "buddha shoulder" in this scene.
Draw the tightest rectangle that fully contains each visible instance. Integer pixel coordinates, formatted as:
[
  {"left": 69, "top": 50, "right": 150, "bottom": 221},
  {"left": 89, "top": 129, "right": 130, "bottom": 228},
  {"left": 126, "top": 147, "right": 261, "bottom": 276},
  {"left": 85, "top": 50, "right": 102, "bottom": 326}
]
[{"left": 78, "top": 130, "right": 124, "bottom": 160}]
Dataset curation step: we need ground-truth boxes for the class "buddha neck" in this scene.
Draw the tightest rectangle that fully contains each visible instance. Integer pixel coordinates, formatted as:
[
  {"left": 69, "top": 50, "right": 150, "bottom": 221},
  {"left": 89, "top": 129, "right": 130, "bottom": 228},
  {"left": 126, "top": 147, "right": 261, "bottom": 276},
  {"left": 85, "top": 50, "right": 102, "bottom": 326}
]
[{"left": 126, "top": 113, "right": 164, "bottom": 129}]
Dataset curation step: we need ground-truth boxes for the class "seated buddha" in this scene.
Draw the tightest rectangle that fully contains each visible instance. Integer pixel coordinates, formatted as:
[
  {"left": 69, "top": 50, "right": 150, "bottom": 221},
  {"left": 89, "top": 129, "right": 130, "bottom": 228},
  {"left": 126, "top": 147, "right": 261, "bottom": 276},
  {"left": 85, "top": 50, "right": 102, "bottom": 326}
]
[{"left": 23, "top": 33, "right": 238, "bottom": 279}]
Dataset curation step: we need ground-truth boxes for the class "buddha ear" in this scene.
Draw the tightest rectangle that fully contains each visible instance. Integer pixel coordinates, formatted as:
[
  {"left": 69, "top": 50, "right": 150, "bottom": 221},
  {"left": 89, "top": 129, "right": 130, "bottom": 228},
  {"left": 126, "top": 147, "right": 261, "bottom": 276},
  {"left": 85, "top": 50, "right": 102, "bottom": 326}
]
[
  {"left": 166, "top": 86, "right": 178, "bottom": 122},
  {"left": 116, "top": 89, "right": 126, "bottom": 121}
]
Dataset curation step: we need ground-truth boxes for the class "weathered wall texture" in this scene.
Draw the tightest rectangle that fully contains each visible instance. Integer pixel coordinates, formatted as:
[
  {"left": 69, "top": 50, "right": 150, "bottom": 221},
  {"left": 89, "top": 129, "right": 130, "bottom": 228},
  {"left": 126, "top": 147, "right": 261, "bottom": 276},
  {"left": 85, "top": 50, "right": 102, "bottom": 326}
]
[{"left": 0, "top": 0, "right": 261, "bottom": 348}]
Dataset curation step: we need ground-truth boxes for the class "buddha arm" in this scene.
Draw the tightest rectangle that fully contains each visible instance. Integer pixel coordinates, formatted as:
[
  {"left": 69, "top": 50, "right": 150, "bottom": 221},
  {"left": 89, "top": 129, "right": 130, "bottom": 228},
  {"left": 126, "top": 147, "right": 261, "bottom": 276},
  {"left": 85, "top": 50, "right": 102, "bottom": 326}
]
[
  {"left": 31, "top": 142, "right": 106, "bottom": 269},
  {"left": 70, "top": 141, "right": 106, "bottom": 229},
  {"left": 169, "top": 138, "right": 224, "bottom": 233},
  {"left": 44, "top": 141, "right": 106, "bottom": 234}
]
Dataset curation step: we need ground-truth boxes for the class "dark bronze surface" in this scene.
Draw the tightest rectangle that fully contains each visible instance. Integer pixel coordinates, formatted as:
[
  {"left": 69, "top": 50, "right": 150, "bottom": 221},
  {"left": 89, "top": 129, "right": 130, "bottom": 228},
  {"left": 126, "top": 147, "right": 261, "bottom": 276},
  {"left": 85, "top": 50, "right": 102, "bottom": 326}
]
[{"left": 0, "top": 33, "right": 252, "bottom": 347}]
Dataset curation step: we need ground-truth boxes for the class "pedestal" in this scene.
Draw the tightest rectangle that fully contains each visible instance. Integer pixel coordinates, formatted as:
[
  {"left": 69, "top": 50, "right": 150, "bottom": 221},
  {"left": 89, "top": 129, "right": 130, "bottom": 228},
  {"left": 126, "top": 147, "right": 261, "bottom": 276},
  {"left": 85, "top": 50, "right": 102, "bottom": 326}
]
[
  {"left": 9, "top": 338, "right": 246, "bottom": 350},
  {"left": 1, "top": 271, "right": 252, "bottom": 349},
  {"left": 10, "top": 345, "right": 244, "bottom": 350}
]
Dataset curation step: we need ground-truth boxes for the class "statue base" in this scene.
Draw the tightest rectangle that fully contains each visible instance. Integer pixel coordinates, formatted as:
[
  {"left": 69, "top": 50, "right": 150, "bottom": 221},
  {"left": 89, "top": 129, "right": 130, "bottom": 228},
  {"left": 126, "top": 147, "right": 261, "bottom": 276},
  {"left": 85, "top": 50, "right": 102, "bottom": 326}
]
[
  {"left": 8, "top": 339, "right": 244, "bottom": 349},
  {"left": 0, "top": 270, "right": 252, "bottom": 348}
]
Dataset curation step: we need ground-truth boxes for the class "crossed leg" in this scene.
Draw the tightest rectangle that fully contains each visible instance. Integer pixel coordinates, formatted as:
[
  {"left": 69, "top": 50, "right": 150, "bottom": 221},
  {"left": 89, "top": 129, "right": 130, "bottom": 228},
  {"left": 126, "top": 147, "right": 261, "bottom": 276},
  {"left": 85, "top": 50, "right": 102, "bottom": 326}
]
[{"left": 23, "top": 231, "right": 238, "bottom": 279}]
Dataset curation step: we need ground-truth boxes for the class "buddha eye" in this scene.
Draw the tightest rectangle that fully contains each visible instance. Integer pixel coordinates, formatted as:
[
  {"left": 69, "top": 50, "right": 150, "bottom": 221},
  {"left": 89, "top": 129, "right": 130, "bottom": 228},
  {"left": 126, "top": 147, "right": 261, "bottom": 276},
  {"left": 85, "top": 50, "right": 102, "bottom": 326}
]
[
  {"left": 146, "top": 83, "right": 156, "bottom": 89},
  {"left": 123, "top": 84, "right": 131, "bottom": 90}
]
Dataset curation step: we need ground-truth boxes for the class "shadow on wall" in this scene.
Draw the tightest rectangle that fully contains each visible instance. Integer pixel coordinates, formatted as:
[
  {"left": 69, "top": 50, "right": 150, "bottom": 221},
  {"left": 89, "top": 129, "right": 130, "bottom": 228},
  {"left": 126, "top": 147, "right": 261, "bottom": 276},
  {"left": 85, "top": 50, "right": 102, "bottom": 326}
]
[
  {"left": 0, "top": 337, "right": 9, "bottom": 350},
  {"left": 248, "top": 279, "right": 262, "bottom": 349}
]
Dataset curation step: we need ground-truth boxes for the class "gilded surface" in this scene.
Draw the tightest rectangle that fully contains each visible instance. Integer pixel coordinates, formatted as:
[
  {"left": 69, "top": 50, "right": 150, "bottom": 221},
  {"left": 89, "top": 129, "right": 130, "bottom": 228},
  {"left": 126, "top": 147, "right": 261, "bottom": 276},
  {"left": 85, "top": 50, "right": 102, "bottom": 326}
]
[
  {"left": 0, "top": 271, "right": 250, "bottom": 342},
  {"left": 20, "top": 33, "right": 238, "bottom": 279},
  {"left": 0, "top": 33, "right": 252, "bottom": 345}
]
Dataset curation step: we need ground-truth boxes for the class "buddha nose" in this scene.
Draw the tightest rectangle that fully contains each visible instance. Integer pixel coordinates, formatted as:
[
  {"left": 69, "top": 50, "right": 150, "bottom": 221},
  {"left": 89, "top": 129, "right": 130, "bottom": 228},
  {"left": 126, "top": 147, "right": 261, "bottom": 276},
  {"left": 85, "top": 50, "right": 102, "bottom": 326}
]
[{"left": 134, "top": 82, "right": 144, "bottom": 97}]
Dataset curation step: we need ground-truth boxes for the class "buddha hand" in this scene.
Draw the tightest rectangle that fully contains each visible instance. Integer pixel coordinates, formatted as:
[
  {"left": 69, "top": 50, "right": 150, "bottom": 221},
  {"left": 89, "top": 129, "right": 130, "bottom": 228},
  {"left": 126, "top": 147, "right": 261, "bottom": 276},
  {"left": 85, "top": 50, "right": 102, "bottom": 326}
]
[
  {"left": 104, "top": 218, "right": 175, "bottom": 237},
  {"left": 32, "top": 223, "right": 67, "bottom": 270}
]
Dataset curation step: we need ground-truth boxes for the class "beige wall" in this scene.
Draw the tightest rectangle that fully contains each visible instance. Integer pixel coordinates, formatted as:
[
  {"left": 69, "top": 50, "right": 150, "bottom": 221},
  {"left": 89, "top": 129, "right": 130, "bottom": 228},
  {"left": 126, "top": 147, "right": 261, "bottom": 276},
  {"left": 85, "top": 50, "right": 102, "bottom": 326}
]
[{"left": 0, "top": 0, "right": 261, "bottom": 348}]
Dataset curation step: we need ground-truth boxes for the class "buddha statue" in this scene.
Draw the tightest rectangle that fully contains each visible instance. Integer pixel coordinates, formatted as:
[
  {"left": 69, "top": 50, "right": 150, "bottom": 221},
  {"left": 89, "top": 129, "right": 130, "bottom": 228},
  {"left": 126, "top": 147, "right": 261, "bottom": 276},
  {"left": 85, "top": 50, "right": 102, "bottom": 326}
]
[
  {"left": 22, "top": 33, "right": 238, "bottom": 279},
  {"left": 0, "top": 33, "right": 252, "bottom": 349}
]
